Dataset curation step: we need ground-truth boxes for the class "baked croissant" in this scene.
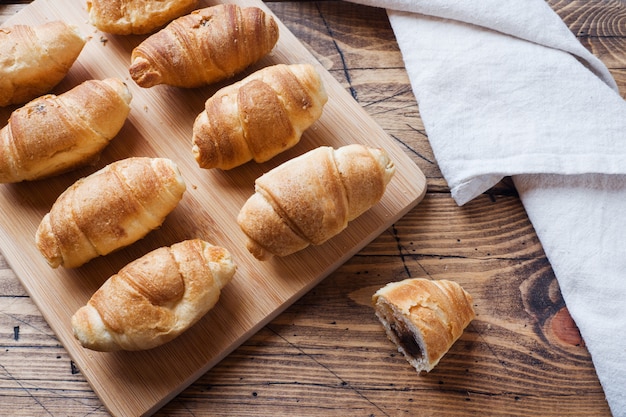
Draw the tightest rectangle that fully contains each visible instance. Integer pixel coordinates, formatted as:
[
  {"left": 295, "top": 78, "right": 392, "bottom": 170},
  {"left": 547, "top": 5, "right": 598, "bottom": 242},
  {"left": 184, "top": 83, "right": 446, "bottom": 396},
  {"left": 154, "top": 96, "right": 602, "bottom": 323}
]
[
  {"left": 35, "top": 157, "right": 186, "bottom": 269},
  {"left": 71, "top": 239, "right": 237, "bottom": 351},
  {"left": 372, "top": 278, "right": 475, "bottom": 373},
  {"left": 0, "top": 78, "right": 132, "bottom": 183},
  {"left": 86, "top": 0, "right": 198, "bottom": 35},
  {"left": 192, "top": 63, "right": 328, "bottom": 170},
  {"left": 129, "top": 4, "right": 279, "bottom": 88},
  {"left": 237, "top": 144, "right": 395, "bottom": 260},
  {"left": 0, "top": 21, "right": 86, "bottom": 107}
]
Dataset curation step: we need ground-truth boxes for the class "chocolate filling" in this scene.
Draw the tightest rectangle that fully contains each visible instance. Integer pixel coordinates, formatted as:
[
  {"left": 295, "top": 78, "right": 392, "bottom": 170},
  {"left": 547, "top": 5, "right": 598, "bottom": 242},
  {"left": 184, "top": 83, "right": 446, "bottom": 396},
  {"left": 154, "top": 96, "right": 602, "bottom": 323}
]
[{"left": 390, "top": 320, "right": 423, "bottom": 359}]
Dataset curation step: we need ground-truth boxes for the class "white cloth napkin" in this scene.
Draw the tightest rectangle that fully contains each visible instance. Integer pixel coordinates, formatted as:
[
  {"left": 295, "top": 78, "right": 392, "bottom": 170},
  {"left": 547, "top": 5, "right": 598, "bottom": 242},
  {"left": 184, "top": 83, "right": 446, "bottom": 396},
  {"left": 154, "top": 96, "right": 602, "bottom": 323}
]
[{"left": 345, "top": 0, "right": 626, "bottom": 415}]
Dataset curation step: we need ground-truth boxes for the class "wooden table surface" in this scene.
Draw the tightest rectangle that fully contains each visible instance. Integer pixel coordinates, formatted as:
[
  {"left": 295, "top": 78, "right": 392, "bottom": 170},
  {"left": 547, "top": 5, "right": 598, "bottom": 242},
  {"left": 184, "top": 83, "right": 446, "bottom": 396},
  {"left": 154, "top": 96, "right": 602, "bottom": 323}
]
[{"left": 1, "top": 1, "right": 623, "bottom": 416}]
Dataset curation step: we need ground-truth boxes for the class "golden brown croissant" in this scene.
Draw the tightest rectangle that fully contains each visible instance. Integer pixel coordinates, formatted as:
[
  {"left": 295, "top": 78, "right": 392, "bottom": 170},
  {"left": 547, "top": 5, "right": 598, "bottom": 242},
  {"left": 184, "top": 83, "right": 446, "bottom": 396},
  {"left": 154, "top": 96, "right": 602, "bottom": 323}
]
[
  {"left": 0, "top": 21, "right": 86, "bottom": 107},
  {"left": 192, "top": 63, "right": 328, "bottom": 170},
  {"left": 86, "top": 0, "right": 198, "bottom": 35},
  {"left": 0, "top": 78, "right": 132, "bottom": 183},
  {"left": 129, "top": 4, "right": 279, "bottom": 88},
  {"left": 372, "top": 278, "right": 475, "bottom": 373},
  {"left": 237, "top": 144, "right": 395, "bottom": 260},
  {"left": 35, "top": 157, "right": 186, "bottom": 269},
  {"left": 71, "top": 239, "right": 237, "bottom": 351}
]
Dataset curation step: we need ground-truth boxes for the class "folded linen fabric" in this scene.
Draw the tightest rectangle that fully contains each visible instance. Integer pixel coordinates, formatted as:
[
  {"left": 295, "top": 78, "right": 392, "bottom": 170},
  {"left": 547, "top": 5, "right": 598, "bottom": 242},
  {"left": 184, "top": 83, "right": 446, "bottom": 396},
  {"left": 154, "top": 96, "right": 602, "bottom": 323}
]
[{"left": 345, "top": 0, "right": 626, "bottom": 415}]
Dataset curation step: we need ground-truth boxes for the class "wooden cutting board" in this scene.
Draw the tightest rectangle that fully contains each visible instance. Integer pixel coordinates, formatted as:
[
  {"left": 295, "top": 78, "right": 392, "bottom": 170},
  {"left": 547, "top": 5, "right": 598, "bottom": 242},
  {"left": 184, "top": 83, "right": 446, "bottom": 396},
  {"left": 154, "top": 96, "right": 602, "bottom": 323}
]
[{"left": 0, "top": 0, "right": 426, "bottom": 416}]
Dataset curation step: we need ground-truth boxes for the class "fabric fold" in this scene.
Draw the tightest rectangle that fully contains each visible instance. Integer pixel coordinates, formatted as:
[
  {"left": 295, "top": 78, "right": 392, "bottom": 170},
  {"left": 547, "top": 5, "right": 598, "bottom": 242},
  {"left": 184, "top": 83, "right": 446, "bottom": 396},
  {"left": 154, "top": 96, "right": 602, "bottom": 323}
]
[{"left": 384, "top": 10, "right": 626, "bottom": 204}]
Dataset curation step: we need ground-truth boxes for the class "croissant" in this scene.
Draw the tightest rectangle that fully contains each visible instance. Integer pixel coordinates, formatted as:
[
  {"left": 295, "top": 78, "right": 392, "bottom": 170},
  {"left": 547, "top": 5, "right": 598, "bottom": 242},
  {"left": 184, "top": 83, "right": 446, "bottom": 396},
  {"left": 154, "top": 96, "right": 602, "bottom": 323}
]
[
  {"left": 0, "top": 21, "right": 86, "bottom": 107},
  {"left": 71, "top": 239, "right": 237, "bottom": 351},
  {"left": 0, "top": 78, "right": 132, "bottom": 183},
  {"left": 192, "top": 64, "right": 327, "bottom": 170},
  {"left": 237, "top": 144, "right": 395, "bottom": 260},
  {"left": 35, "top": 157, "right": 186, "bottom": 269},
  {"left": 372, "top": 278, "right": 475, "bottom": 373},
  {"left": 129, "top": 4, "right": 279, "bottom": 88},
  {"left": 86, "top": 0, "right": 198, "bottom": 35}
]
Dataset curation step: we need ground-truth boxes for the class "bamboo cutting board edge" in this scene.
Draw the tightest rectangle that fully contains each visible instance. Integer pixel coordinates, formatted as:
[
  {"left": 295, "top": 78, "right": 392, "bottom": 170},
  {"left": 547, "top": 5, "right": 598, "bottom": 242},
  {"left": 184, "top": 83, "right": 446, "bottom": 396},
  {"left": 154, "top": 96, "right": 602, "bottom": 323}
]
[{"left": 0, "top": 0, "right": 427, "bottom": 416}]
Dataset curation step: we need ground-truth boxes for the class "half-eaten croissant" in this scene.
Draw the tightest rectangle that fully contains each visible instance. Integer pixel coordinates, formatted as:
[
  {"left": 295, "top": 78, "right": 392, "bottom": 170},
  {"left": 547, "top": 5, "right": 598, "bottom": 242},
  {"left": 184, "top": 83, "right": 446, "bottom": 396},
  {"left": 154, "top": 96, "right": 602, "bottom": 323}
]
[{"left": 372, "top": 278, "right": 475, "bottom": 373}]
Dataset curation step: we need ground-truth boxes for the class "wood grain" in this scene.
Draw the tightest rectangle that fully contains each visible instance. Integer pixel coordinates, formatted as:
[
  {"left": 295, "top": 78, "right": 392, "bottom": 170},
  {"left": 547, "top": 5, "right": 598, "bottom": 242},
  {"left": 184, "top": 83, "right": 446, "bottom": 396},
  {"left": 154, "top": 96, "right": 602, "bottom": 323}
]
[{"left": 1, "top": 0, "right": 622, "bottom": 416}]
